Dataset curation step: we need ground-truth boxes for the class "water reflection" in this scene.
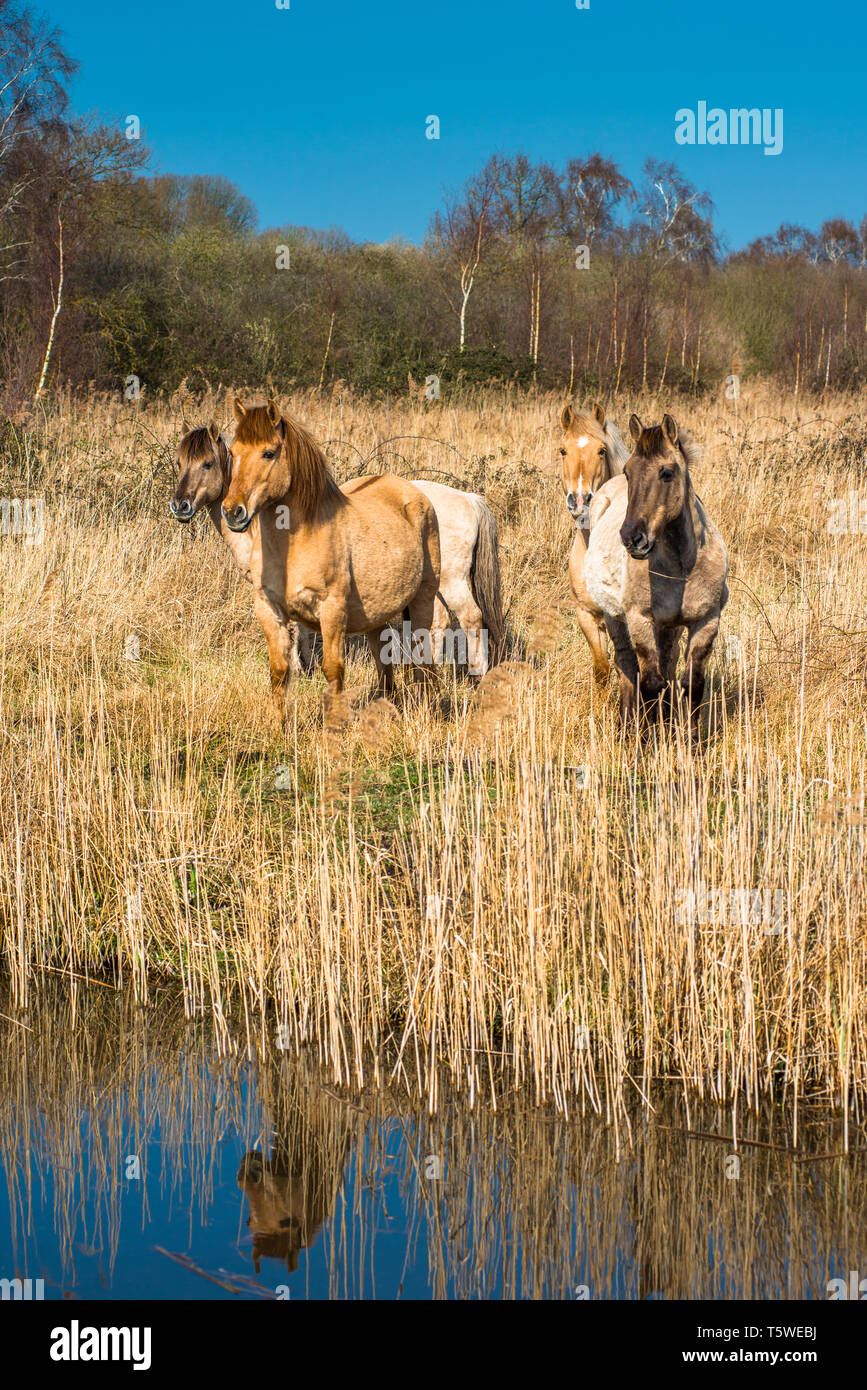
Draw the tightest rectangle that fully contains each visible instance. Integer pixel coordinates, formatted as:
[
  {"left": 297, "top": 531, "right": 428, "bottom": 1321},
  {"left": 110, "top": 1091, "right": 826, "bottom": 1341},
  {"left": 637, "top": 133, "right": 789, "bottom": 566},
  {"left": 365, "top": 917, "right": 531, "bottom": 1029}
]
[
  {"left": 237, "top": 1077, "right": 353, "bottom": 1276},
  {"left": 0, "top": 984, "right": 865, "bottom": 1300}
]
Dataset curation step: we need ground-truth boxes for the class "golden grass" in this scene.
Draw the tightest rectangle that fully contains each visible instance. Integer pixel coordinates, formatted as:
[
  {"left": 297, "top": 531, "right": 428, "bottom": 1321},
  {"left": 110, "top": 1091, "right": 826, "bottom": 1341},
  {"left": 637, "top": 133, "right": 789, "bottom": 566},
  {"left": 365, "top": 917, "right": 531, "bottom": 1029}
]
[{"left": 1, "top": 380, "right": 867, "bottom": 1124}]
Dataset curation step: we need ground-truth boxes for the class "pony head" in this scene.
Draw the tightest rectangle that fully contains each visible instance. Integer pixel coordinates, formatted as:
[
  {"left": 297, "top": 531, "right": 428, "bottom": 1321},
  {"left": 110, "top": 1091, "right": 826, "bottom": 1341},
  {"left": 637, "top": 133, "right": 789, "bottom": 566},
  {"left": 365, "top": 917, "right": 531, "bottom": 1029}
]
[
  {"left": 559, "top": 402, "right": 611, "bottom": 522},
  {"left": 620, "top": 413, "right": 690, "bottom": 558},
  {"left": 223, "top": 398, "right": 336, "bottom": 532},
  {"left": 170, "top": 423, "right": 230, "bottom": 521}
]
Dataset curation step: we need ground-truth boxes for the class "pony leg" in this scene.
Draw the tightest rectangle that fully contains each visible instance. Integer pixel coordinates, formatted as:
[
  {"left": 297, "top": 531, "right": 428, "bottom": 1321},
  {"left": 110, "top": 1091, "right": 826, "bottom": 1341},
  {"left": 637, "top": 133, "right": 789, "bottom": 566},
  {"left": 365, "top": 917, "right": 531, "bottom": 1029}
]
[
  {"left": 576, "top": 607, "right": 610, "bottom": 685},
  {"left": 659, "top": 626, "right": 682, "bottom": 682},
  {"left": 295, "top": 623, "right": 317, "bottom": 673},
  {"left": 443, "top": 584, "right": 489, "bottom": 678},
  {"left": 626, "top": 611, "right": 666, "bottom": 718},
  {"left": 605, "top": 617, "right": 639, "bottom": 721},
  {"left": 319, "top": 602, "right": 347, "bottom": 703},
  {"left": 253, "top": 590, "right": 294, "bottom": 721},
  {"left": 429, "top": 594, "right": 452, "bottom": 670},
  {"left": 407, "top": 587, "right": 439, "bottom": 692},
  {"left": 682, "top": 613, "right": 720, "bottom": 727},
  {"left": 407, "top": 502, "right": 442, "bottom": 693},
  {"left": 366, "top": 628, "right": 397, "bottom": 697},
  {"left": 657, "top": 626, "right": 682, "bottom": 721}
]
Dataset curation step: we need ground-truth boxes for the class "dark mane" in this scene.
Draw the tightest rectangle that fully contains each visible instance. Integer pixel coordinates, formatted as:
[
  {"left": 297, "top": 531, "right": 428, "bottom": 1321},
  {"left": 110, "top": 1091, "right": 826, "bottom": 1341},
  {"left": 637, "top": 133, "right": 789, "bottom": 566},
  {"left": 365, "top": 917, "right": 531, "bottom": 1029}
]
[
  {"left": 636, "top": 424, "right": 699, "bottom": 470},
  {"left": 235, "top": 406, "right": 343, "bottom": 514}
]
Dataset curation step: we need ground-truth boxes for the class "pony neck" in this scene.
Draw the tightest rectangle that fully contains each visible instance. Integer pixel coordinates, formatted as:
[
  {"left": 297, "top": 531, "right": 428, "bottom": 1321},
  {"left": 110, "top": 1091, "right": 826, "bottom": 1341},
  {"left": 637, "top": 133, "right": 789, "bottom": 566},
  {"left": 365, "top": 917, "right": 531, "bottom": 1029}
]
[
  {"left": 207, "top": 438, "right": 234, "bottom": 534},
  {"left": 663, "top": 467, "right": 701, "bottom": 571}
]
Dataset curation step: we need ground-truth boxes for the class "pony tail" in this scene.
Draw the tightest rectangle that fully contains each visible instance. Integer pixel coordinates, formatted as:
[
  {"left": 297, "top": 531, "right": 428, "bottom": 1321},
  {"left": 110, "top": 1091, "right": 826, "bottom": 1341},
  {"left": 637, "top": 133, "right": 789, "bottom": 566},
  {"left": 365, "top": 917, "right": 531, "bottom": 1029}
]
[{"left": 470, "top": 498, "right": 506, "bottom": 658}]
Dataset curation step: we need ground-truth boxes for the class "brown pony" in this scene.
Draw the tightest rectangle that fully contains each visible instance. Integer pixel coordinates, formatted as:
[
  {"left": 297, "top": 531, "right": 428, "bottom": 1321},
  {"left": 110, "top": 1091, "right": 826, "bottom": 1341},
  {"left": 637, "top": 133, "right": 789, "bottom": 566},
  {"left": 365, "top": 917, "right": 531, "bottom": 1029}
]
[
  {"left": 222, "top": 399, "right": 441, "bottom": 708},
  {"left": 583, "top": 413, "right": 728, "bottom": 725},
  {"left": 170, "top": 422, "right": 312, "bottom": 679},
  {"left": 559, "top": 402, "right": 629, "bottom": 682}
]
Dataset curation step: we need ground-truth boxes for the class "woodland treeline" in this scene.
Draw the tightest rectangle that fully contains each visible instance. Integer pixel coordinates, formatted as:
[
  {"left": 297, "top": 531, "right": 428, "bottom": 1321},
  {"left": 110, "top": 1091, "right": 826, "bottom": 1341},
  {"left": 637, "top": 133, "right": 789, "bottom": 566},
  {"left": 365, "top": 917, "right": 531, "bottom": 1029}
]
[{"left": 2, "top": 0, "right": 867, "bottom": 407}]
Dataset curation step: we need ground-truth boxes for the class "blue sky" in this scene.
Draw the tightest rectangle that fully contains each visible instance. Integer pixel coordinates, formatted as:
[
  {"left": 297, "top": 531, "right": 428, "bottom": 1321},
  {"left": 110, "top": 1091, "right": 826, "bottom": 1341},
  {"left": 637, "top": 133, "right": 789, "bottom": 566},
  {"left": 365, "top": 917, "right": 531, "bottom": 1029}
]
[{"left": 45, "top": 0, "right": 866, "bottom": 250}]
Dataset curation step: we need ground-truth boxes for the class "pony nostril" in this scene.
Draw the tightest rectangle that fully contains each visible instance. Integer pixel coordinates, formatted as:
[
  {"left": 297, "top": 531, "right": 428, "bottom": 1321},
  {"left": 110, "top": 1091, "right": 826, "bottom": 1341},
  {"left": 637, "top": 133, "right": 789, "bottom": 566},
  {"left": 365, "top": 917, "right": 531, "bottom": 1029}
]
[{"left": 622, "top": 522, "right": 648, "bottom": 552}]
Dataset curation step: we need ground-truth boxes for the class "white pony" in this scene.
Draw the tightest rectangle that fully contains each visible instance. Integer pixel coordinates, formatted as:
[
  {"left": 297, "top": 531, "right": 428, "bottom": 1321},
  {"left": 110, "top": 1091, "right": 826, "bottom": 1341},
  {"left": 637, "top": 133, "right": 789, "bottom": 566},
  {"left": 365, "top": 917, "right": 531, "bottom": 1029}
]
[
  {"left": 558, "top": 402, "right": 629, "bottom": 682},
  {"left": 583, "top": 413, "right": 728, "bottom": 724}
]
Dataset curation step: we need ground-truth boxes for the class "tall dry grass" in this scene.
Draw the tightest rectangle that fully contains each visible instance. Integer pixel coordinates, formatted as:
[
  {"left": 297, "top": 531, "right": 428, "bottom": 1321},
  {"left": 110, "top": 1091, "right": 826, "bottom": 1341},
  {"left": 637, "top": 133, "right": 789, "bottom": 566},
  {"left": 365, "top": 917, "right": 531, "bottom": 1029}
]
[{"left": 1, "top": 381, "right": 867, "bottom": 1125}]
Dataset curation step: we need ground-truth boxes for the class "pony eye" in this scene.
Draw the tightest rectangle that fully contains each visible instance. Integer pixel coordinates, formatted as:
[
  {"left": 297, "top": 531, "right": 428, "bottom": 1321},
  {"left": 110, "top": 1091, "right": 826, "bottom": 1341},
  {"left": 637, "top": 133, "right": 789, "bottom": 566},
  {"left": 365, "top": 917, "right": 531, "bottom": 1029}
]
[
  {"left": 659, "top": 467, "right": 674, "bottom": 481},
  {"left": 201, "top": 460, "right": 212, "bottom": 469},
  {"left": 262, "top": 448, "right": 277, "bottom": 460},
  {"left": 559, "top": 448, "right": 566, "bottom": 456}
]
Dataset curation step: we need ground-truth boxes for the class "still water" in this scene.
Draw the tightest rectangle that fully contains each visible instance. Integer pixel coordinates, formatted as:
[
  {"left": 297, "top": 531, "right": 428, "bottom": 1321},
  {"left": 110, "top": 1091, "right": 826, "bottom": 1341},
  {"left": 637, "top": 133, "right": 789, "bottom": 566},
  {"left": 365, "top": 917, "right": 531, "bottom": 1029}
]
[{"left": 1, "top": 985, "right": 865, "bottom": 1301}]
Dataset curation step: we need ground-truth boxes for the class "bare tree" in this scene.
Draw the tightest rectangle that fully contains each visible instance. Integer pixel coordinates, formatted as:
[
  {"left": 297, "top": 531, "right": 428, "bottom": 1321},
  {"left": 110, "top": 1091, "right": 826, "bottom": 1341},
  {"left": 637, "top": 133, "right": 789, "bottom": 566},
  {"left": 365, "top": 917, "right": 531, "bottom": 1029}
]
[
  {"left": 486, "top": 152, "right": 558, "bottom": 364},
  {"left": 23, "top": 118, "right": 146, "bottom": 400},
  {"left": 428, "top": 165, "right": 495, "bottom": 352},
  {"left": 637, "top": 160, "right": 716, "bottom": 265},
  {"left": 555, "top": 154, "right": 633, "bottom": 246},
  {"left": 819, "top": 218, "right": 859, "bottom": 265},
  {"left": 0, "top": 1, "right": 75, "bottom": 232}
]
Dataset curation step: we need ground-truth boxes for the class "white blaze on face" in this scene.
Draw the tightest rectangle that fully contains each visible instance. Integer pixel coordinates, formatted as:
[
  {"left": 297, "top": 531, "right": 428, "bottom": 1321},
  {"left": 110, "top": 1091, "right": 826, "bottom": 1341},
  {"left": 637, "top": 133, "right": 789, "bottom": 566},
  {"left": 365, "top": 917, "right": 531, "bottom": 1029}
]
[{"left": 576, "top": 435, "right": 589, "bottom": 448}]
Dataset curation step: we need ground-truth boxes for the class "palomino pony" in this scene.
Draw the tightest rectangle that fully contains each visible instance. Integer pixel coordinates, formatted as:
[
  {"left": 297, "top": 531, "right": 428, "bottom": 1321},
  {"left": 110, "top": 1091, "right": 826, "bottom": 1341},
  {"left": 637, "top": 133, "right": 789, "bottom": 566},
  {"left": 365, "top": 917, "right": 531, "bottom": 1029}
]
[
  {"left": 222, "top": 399, "right": 441, "bottom": 708},
  {"left": 171, "top": 426, "right": 503, "bottom": 682},
  {"left": 170, "top": 423, "right": 315, "bottom": 674},
  {"left": 559, "top": 401, "right": 629, "bottom": 682},
  {"left": 583, "top": 413, "right": 728, "bottom": 725}
]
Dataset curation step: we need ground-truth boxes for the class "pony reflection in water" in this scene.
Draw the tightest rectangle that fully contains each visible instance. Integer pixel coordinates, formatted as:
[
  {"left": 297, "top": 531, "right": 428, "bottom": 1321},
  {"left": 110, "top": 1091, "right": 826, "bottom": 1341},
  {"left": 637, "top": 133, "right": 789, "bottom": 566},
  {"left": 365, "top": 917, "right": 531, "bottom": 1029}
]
[{"left": 237, "top": 1078, "right": 354, "bottom": 1275}]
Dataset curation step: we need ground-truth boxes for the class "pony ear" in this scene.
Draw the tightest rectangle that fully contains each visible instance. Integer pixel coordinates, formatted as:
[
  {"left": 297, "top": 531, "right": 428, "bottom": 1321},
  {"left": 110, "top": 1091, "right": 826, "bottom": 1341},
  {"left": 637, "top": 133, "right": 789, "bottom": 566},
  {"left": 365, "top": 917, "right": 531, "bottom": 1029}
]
[
  {"left": 628, "top": 413, "right": 643, "bottom": 442},
  {"left": 207, "top": 420, "right": 221, "bottom": 442},
  {"left": 662, "top": 413, "right": 679, "bottom": 445},
  {"left": 233, "top": 397, "right": 247, "bottom": 422},
  {"left": 560, "top": 403, "right": 574, "bottom": 431},
  {"left": 266, "top": 397, "right": 281, "bottom": 426},
  {"left": 593, "top": 402, "right": 606, "bottom": 428}
]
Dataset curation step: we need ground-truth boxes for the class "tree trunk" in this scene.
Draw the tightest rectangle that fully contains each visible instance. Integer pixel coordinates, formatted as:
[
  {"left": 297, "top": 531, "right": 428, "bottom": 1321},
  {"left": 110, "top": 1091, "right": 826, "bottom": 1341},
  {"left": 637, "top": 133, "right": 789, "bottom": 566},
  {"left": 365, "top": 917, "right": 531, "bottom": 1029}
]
[{"left": 34, "top": 211, "right": 64, "bottom": 402}]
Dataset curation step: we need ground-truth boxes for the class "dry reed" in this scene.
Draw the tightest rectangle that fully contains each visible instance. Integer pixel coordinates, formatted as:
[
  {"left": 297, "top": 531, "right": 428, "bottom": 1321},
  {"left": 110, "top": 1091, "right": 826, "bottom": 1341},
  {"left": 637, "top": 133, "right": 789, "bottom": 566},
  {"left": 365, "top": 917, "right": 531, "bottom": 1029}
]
[{"left": 1, "top": 381, "right": 866, "bottom": 1124}]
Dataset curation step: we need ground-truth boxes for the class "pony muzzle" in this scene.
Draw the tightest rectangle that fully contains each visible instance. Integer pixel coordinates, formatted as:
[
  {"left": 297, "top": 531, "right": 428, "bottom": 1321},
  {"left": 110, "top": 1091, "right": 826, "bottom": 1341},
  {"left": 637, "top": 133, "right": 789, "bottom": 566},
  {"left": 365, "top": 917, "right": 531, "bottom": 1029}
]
[
  {"left": 222, "top": 501, "right": 251, "bottom": 532},
  {"left": 621, "top": 523, "right": 654, "bottom": 558},
  {"left": 567, "top": 490, "right": 591, "bottom": 518},
  {"left": 169, "top": 496, "right": 195, "bottom": 522}
]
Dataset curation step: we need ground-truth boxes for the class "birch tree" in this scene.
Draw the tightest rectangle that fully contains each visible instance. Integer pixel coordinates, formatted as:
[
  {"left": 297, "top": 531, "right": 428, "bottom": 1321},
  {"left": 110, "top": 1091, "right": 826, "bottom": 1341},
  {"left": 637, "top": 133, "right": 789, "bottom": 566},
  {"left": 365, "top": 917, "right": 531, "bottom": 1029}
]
[{"left": 428, "top": 166, "right": 495, "bottom": 352}]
